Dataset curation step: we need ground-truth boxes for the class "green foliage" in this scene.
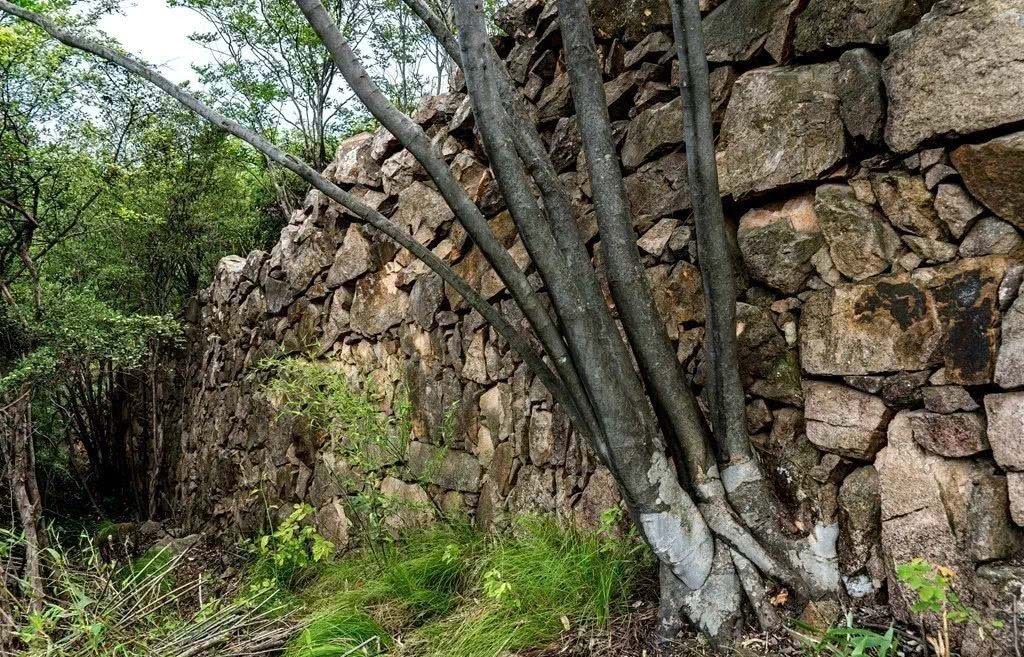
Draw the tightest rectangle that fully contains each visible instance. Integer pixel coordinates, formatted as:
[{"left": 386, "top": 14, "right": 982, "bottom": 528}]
[
  {"left": 259, "top": 357, "right": 410, "bottom": 471},
  {"left": 286, "top": 516, "right": 646, "bottom": 657},
  {"left": 246, "top": 503, "right": 335, "bottom": 592},
  {"left": 794, "top": 613, "right": 897, "bottom": 657},
  {"left": 895, "top": 559, "right": 1002, "bottom": 630},
  {"left": 421, "top": 517, "right": 646, "bottom": 657}
]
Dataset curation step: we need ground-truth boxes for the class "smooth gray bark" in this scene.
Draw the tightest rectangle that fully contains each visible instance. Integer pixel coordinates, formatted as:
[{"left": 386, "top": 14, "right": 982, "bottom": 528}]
[{"left": 453, "top": 0, "right": 716, "bottom": 592}]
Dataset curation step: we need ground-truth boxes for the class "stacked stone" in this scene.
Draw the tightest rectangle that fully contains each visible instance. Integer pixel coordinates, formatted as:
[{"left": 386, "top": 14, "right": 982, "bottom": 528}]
[{"left": 174, "top": 0, "right": 1024, "bottom": 648}]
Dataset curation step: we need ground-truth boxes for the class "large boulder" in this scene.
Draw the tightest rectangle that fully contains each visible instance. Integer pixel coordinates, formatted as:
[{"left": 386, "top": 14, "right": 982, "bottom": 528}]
[
  {"left": 795, "top": 0, "right": 933, "bottom": 54},
  {"left": 951, "top": 131, "right": 1024, "bottom": 230},
  {"left": 815, "top": 184, "right": 900, "bottom": 280},
  {"left": 883, "top": 0, "right": 1024, "bottom": 152},
  {"left": 801, "top": 257, "right": 1009, "bottom": 383},
  {"left": 718, "top": 64, "right": 845, "bottom": 197},
  {"left": 737, "top": 195, "right": 824, "bottom": 293},
  {"left": 803, "top": 381, "right": 890, "bottom": 459}
]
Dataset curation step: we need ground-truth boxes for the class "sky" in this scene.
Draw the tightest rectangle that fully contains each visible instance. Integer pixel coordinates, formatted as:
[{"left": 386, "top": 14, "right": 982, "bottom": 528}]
[{"left": 98, "top": 1, "right": 211, "bottom": 83}]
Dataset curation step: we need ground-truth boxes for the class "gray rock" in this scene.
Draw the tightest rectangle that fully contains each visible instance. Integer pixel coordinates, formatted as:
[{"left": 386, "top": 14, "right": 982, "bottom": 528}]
[
  {"left": 803, "top": 381, "right": 890, "bottom": 460},
  {"left": 573, "top": 467, "right": 622, "bottom": 530},
  {"left": 332, "top": 132, "right": 381, "bottom": 188},
  {"left": 952, "top": 131, "right": 1024, "bottom": 229},
  {"left": 995, "top": 281, "right": 1024, "bottom": 389},
  {"left": 908, "top": 411, "right": 988, "bottom": 458},
  {"left": 314, "top": 499, "right": 351, "bottom": 548},
  {"left": 737, "top": 194, "right": 824, "bottom": 293},
  {"left": 326, "top": 225, "right": 372, "bottom": 287},
  {"left": 587, "top": 0, "right": 672, "bottom": 42},
  {"left": 392, "top": 181, "right": 455, "bottom": 244},
  {"left": 349, "top": 265, "right": 410, "bottom": 336},
  {"left": 702, "top": 0, "right": 795, "bottom": 63},
  {"left": 984, "top": 392, "right": 1024, "bottom": 471},
  {"left": 1009, "top": 473, "right": 1024, "bottom": 526},
  {"left": 795, "top": 0, "right": 932, "bottom": 54},
  {"left": 968, "top": 473, "right": 1020, "bottom": 563},
  {"left": 406, "top": 442, "right": 482, "bottom": 492},
  {"left": 903, "top": 236, "right": 957, "bottom": 264},
  {"left": 815, "top": 184, "right": 900, "bottom": 281},
  {"left": 934, "top": 183, "right": 984, "bottom": 238},
  {"left": 875, "top": 411, "right": 978, "bottom": 623},
  {"left": 837, "top": 466, "right": 885, "bottom": 598},
  {"left": 506, "top": 465, "right": 556, "bottom": 514},
  {"left": 883, "top": 0, "right": 1024, "bottom": 152},
  {"left": 870, "top": 172, "right": 945, "bottom": 239},
  {"left": 959, "top": 216, "right": 1023, "bottom": 258},
  {"left": 922, "top": 386, "right": 979, "bottom": 414},
  {"left": 620, "top": 98, "right": 683, "bottom": 170},
  {"left": 623, "top": 152, "right": 691, "bottom": 220},
  {"left": 637, "top": 217, "right": 679, "bottom": 256},
  {"left": 379, "top": 477, "right": 433, "bottom": 534},
  {"left": 718, "top": 64, "right": 845, "bottom": 197},
  {"left": 836, "top": 48, "right": 886, "bottom": 145}
]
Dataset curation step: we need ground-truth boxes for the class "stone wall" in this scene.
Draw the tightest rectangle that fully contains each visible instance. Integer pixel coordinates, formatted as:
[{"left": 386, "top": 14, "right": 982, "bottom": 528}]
[{"left": 173, "top": 0, "right": 1024, "bottom": 647}]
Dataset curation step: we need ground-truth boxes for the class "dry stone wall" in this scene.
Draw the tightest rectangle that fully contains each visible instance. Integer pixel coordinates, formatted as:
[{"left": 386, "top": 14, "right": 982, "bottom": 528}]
[{"left": 174, "top": 0, "right": 1024, "bottom": 646}]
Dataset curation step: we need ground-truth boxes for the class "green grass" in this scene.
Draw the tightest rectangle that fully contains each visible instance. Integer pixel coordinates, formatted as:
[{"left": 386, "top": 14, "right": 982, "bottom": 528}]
[{"left": 284, "top": 517, "right": 647, "bottom": 657}]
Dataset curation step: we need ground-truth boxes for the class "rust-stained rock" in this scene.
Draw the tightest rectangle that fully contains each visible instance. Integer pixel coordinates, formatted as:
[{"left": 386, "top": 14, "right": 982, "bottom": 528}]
[{"left": 801, "top": 258, "right": 1008, "bottom": 383}]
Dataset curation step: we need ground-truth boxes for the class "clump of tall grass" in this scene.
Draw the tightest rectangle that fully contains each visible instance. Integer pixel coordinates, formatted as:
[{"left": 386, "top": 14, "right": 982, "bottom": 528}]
[
  {"left": 417, "top": 516, "right": 647, "bottom": 657},
  {"left": 284, "top": 515, "right": 648, "bottom": 657},
  {"left": 0, "top": 529, "right": 295, "bottom": 657}
]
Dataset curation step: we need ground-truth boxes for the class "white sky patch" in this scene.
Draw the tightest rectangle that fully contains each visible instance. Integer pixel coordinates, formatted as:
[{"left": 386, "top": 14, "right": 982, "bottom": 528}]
[{"left": 98, "top": 0, "right": 211, "bottom": 83}]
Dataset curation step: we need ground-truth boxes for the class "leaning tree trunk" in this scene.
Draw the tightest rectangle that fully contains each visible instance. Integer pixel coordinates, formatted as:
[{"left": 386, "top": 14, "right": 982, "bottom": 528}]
[
  {"left": 0, "top": 0, "right": 843, "bottom": 647},
  {"left": 1, "top": 385, "right": 45, "bottom": 611}
]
